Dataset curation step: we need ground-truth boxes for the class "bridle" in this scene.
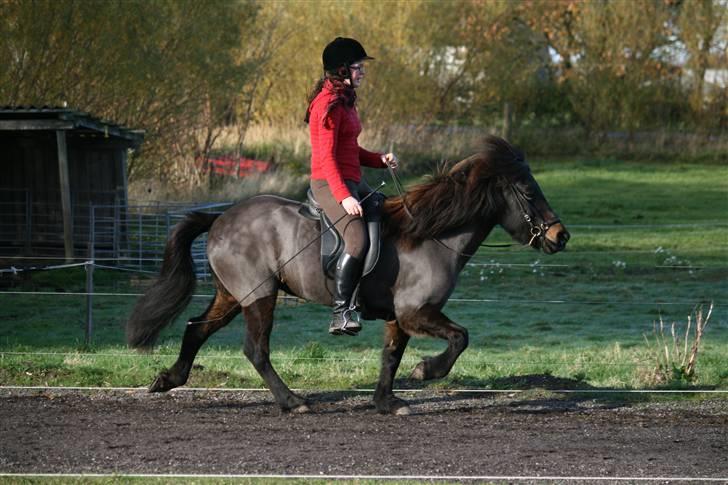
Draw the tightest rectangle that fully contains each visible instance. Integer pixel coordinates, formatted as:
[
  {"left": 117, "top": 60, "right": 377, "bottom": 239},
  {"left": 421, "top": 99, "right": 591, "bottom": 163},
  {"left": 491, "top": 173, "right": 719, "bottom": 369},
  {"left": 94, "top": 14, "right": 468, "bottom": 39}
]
[
  {"left": 388, "top": 164, "right": 559, "bottom": 257},
  {"left": 509, "top": 182, "right": 561, "bottom": 249}
]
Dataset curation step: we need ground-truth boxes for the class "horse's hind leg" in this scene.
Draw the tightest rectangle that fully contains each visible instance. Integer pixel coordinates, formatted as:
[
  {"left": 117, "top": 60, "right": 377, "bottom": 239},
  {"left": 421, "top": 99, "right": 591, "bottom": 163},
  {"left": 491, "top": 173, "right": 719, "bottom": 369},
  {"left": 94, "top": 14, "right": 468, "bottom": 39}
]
[
  {"left": 400, "top": 306, "right": 469, "bottom": 381},
  {"left": 373, "top": 320, "right": 412, "bottom": 415},
  {"left": 243, "top": 295, "right": 309, "bottom": 413},
  {"left": 149, "top": 282, "right": 240, "bottom": 392}
]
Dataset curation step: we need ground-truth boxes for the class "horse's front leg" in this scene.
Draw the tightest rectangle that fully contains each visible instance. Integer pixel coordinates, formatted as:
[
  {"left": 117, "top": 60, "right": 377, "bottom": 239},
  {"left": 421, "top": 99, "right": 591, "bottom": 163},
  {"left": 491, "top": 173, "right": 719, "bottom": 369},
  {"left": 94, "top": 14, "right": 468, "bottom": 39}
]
[
  {"left": 400, "top": 306, "right": 469, "bottom": 381},
  {"left": 242, "top": 295, "right": 310, "bottom": 413},
  {"left": 374, "top": 320, "right": 411, "bottom": 415}
]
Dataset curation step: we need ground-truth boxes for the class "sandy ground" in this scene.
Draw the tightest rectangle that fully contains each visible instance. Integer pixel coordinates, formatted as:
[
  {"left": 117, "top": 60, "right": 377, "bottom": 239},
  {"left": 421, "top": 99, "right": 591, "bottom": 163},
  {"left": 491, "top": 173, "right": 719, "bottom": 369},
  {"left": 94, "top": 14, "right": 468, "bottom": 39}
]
[{"left": 0, "top": 388, "right": 726, "bottom": 482}]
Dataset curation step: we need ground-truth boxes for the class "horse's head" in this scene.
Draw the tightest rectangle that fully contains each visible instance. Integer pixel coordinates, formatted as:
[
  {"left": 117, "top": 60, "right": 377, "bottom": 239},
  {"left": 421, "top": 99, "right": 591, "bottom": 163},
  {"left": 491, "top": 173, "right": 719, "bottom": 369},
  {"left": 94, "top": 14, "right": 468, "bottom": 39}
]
[
  {"left": 497, "top": 164, "right": 570, "bottom": 255},
  {"left": 383, "top": 135, "right": 569, "bottom": 254}
]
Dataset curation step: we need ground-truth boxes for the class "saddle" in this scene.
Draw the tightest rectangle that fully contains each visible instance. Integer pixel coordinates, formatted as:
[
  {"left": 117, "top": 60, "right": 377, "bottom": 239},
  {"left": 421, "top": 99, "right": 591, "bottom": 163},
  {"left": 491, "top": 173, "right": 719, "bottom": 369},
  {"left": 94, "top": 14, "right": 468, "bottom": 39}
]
[{"left": 298, "top": 189, "right": 384, "bottom": 279}]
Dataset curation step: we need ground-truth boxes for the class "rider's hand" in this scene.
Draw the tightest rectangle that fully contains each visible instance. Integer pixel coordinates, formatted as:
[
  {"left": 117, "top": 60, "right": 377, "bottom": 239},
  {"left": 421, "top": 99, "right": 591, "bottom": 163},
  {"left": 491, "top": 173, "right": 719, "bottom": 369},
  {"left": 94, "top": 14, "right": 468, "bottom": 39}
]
[
  {"left": 381, "top": 152, "right": 399, "bottom": 169},
  {"left": 341, "top": 196, "right": 363, "bottom": 217}
]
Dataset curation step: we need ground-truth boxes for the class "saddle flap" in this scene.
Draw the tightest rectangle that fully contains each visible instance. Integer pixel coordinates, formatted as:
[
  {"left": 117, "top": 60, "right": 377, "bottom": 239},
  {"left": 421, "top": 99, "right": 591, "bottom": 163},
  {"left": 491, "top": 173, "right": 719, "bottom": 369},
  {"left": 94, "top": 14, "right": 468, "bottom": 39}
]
[
  {"left": 361, "top": 191, "right": 385, "bottom": 223},
  {"left": 320, "top": 213, "right": 342, "bottom": 277},
  {"left": 360, "top": 191, "right": 384, "bottom": 277},
  {"left": 301, "top": 188, "right": 383, "bottom": 279},
  {"left": 361, "top": 221, "right": 380, "bottom": 278}
]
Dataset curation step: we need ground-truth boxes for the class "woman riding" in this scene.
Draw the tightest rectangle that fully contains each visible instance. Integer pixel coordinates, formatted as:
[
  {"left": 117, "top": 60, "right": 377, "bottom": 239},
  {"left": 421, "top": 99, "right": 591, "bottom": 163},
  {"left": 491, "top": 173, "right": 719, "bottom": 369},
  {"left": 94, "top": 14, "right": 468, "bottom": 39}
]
[{"left": 305, "top": 37, "right": 398, "bottom": 336}]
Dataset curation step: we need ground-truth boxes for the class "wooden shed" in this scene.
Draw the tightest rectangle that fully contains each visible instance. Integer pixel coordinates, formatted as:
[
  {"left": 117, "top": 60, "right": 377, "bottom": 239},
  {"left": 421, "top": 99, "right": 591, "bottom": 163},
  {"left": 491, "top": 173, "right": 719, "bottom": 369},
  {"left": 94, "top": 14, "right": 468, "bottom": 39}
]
[{"left": 0, "top": 107, "right": 144, "bottom": 260}]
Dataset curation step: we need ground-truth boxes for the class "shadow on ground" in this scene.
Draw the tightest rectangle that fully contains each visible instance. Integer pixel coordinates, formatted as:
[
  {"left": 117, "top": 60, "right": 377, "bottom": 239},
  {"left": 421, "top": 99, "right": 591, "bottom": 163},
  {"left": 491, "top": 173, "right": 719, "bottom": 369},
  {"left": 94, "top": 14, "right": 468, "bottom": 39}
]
[{"left": 297, "top": 373, "right": 698, "bottom": 415}]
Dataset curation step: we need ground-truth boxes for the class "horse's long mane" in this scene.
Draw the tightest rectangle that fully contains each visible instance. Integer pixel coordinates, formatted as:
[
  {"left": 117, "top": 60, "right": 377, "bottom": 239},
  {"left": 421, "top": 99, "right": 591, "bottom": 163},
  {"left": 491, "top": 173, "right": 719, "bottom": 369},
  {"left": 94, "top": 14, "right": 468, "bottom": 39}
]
[{"left": 383, "top": 135, "right": 528, "bottom": 246}]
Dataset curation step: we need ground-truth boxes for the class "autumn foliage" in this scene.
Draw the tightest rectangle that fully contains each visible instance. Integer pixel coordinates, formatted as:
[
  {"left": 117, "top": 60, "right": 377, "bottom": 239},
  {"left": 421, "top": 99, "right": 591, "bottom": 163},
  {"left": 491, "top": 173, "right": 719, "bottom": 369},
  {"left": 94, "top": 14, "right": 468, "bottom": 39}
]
[{"left": 1, "top": 0, "right": 725, "bottom": 185}]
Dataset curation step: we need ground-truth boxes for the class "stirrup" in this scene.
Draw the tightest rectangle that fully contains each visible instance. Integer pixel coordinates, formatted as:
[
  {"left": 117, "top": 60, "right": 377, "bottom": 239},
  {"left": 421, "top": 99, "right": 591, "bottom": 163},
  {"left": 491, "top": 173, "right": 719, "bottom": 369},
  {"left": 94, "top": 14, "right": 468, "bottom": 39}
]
[{"left": 329, "top": 308, "right": 362, "bottom": 336}]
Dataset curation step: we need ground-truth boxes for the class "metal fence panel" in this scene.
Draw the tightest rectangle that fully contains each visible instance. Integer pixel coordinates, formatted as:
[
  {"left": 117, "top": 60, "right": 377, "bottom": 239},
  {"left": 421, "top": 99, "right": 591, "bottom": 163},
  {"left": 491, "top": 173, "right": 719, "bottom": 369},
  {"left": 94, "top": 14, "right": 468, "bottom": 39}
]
[
  {"left": 0, "top": 188, "right": 232, "bottom": 281},
  {"left": 90, "top": 202, "right": 233, "bottom": 280}
]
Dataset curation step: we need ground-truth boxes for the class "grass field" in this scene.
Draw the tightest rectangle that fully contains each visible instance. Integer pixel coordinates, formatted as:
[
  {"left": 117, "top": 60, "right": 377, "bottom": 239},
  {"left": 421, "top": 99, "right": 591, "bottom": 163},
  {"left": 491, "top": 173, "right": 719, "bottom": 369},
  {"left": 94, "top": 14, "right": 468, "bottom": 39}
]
[{"left": 1, "top": 158, "right": 726, "bottom": 393}]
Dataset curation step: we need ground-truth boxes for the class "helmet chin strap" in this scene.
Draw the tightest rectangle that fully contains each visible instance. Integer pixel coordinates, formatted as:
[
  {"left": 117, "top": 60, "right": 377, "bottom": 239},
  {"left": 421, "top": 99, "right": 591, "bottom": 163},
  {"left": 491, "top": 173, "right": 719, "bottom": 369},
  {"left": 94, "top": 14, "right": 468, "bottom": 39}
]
[
  {"left": 347, "top": 65, "right": 354, "bottom": 86},
  {"left": 337, "top": 65, "right": 353, "bottom": 86}
]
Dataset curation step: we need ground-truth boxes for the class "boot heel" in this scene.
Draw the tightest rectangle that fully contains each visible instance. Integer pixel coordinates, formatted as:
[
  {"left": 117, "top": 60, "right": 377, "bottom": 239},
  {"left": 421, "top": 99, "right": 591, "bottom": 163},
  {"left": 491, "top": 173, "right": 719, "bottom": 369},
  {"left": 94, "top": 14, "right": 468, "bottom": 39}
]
[{"left": 329, "top": 253, "right": 364, "bottom": 336}]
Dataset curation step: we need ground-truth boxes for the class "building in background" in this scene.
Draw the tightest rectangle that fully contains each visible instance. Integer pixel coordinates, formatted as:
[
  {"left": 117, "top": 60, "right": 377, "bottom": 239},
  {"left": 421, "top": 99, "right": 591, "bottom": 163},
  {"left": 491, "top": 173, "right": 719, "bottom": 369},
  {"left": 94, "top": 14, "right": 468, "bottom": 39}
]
[{"left": 0, "top": 107, "right": 144, "bottom": 260}]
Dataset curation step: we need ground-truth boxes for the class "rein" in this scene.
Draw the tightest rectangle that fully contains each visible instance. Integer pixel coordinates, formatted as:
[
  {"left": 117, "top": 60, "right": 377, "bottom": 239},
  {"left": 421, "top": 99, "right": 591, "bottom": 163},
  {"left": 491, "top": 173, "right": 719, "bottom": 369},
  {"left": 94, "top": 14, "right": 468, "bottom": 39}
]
[
  {"left": 387, "top": 164, "right": 414, "bottom": 220},
  {"left": 387, "top": 165, "right": 510, "bottom": 258}
]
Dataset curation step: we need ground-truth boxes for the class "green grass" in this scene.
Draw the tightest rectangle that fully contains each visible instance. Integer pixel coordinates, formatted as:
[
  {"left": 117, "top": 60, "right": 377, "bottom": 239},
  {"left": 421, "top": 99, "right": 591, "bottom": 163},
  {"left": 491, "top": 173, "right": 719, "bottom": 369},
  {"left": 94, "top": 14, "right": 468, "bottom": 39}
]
[{"left": 0, "top": 158, "right": 726, "bottom": 393}]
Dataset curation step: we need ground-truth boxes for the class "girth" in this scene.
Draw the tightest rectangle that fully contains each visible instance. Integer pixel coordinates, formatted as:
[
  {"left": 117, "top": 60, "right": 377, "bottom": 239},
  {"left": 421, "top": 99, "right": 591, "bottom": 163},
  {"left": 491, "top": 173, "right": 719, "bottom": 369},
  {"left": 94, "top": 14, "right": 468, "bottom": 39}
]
[{"left": 298, "top": 188, "right": 384, "bottom": 279}]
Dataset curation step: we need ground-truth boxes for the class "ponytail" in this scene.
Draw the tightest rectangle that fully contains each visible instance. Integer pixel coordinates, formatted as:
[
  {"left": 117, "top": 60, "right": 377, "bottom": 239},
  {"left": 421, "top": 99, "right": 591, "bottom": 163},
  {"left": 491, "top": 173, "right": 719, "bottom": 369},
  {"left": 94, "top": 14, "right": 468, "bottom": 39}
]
[
  {"left": 304, "top": 78, "right": 326, "bottom": 124},
  {"left": 304, "top": 68, "right": 356, "bottom": 124}
]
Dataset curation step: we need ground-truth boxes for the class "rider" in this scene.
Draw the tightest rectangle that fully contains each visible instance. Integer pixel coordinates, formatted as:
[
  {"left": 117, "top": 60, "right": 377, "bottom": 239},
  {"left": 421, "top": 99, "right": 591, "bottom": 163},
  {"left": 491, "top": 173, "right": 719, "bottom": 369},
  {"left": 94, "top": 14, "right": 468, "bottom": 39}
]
[{"left": 305, "top": 37, "right": 398, "bottom": 336}]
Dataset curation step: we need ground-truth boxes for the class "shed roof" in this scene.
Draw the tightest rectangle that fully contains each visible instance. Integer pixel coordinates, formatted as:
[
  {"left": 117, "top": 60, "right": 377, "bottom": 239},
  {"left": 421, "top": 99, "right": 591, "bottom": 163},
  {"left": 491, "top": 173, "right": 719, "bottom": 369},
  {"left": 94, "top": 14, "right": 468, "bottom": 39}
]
[{"left": 0, "top": 106, "right": 144, "bottom": 147}]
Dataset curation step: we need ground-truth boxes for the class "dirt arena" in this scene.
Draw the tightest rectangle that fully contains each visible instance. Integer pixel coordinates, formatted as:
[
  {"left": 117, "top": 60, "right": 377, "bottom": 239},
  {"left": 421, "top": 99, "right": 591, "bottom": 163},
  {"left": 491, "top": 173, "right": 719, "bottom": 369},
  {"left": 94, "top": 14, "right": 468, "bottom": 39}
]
[{"left": 0, "top": 388, "right": 726, "bottom": 481}]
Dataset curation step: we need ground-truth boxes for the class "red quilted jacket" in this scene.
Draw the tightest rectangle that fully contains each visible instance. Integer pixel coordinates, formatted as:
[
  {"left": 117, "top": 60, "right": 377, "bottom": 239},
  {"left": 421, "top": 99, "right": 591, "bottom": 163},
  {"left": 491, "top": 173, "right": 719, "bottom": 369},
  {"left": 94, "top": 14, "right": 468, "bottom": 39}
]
[{"left": 308, "top": 81, "right": 384, "bottom": 202}]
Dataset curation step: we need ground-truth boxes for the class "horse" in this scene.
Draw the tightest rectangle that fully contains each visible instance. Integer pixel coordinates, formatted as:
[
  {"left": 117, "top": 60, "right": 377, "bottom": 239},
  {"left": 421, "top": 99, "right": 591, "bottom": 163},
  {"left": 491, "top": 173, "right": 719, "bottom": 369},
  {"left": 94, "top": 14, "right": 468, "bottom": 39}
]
[{"left": 126, "top": 135, "right": 570, "bottom": 415}]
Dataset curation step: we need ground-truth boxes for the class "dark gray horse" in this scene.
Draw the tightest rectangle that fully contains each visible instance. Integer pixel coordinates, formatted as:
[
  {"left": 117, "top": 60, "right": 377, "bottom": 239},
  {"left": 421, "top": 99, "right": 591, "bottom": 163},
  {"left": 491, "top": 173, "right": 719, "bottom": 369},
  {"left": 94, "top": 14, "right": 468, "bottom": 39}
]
[{"left": 127, "top": 135, "right": 570, "bottom": 414}]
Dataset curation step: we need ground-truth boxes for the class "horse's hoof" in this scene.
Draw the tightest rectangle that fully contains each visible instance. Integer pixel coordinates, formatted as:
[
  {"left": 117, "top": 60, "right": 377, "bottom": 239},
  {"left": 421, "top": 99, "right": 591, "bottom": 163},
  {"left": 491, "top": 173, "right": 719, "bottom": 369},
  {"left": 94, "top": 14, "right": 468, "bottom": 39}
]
[
  {"left": 291, "top": 403, "right": 311, "bottom": 414},
  {"left": 375, "top": 397, "right": 411, "bottom": 415},
  {"left": 395, "top": 406, "right": 412, "bottom": 416},
  {"left": 148, "top": 374, "right": 174, "bottom": 393},
  {"left": 410, "top": 362, "right": 426, "bottom": 380}
]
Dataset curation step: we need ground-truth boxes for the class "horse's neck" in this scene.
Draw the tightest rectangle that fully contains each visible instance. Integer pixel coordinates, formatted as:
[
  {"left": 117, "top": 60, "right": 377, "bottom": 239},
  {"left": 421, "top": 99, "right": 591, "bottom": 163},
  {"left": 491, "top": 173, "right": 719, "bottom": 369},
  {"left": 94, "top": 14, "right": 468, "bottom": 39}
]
[{"left": 436, "top": 218, "right": 497, "bottom": 264}]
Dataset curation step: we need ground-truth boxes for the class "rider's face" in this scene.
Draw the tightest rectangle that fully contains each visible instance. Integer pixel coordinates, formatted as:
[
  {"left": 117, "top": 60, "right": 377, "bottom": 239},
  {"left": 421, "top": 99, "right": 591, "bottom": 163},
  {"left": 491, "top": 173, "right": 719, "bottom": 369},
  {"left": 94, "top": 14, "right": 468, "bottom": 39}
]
[{"left": 346, "top": 63, "right": 365, "bottom": 88}]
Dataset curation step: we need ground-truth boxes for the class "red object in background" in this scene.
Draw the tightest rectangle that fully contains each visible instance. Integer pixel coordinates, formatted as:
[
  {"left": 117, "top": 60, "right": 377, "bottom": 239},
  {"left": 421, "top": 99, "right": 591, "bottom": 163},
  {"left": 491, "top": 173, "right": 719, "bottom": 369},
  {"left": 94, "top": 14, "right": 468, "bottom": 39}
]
[{"left": 205, "top": 155, "right": 270, "bottom": 177}]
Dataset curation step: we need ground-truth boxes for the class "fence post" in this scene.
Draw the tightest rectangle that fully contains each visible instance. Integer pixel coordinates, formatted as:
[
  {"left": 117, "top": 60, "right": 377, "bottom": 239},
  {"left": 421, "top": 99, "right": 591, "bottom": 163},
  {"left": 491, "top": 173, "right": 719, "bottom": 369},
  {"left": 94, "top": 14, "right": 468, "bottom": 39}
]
[
  {"left": 502, "top": 101, "right": 513, "bottom": 142},
  {"left": 138, "top": 209, "right": 143, "bottom": 271},
  {"left": 85, "top": 260, "right": 94, "bottom": 346},
  {"left": 24, "top": 190, "right": 32, "bottom": 254},
  {"left": 85, "top": 205, "right": 95, "bottom": 347},
  {"left": 113, "top": 200, "right": 120, "bottom": 260},
  {"left": 165, "top": 211, "right": 171, "bottom": 273}
]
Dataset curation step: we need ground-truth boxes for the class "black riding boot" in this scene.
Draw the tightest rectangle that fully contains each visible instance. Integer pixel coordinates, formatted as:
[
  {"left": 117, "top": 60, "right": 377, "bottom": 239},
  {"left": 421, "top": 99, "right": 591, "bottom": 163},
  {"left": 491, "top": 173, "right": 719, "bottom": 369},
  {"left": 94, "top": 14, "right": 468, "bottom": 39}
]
[{"left": 329, "top": 253, "right": 363, "bottom": 336}]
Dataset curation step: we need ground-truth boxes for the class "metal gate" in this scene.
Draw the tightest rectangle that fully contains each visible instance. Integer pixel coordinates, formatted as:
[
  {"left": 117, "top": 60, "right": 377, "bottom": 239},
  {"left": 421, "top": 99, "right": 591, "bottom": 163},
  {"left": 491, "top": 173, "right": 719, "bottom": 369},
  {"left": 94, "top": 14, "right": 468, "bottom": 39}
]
[{"left": 88, "top": 201, "right": 232, "bottom": 279}]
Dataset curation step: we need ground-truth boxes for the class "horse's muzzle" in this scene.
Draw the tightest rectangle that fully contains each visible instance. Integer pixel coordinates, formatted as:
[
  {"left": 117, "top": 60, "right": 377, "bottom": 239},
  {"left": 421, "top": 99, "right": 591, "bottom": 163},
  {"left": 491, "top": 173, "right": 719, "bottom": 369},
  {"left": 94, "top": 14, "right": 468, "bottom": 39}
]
[{"left": 543, "top": 223, "right": 570, "bottom": 254}]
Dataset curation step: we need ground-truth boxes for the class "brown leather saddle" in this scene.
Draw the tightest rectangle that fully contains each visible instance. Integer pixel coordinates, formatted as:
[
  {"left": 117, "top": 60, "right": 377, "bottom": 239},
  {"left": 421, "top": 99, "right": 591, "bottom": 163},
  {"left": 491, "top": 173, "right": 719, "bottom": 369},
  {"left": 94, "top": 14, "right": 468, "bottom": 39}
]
[{"left": 298, "top": 189, "right": 384, "bottom": 279}]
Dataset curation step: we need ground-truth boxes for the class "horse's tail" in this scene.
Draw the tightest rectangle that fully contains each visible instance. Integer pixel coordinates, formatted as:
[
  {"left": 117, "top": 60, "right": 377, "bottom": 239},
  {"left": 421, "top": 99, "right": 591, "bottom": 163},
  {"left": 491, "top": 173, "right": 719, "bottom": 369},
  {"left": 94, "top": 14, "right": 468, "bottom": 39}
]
[{"left": 126, "top": 211, "right": 220, "bottom": 349}]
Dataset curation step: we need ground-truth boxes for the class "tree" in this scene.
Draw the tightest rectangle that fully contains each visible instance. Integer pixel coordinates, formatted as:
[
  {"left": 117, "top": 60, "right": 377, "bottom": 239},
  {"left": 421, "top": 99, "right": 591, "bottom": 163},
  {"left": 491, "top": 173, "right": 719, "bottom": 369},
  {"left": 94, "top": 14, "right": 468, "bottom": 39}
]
[
  {"left": 0, "top": 0, "right": 261, "bottom": 183},
  {"left": 677, "top": 0, "right": 727, "bottom": 128}
]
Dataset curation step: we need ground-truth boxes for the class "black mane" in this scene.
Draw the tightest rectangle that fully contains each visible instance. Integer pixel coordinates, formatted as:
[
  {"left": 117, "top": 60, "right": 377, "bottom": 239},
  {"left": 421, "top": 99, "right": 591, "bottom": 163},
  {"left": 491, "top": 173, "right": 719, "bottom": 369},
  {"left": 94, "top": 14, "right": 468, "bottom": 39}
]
[{"left": 383, "top": 135, "right": 528, "bottom": 245}]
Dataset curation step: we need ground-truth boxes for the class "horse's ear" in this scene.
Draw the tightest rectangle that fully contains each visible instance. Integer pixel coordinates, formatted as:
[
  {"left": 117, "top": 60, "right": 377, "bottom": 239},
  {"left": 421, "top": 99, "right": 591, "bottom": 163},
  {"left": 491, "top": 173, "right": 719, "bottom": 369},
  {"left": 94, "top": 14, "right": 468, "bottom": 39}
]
[
  {"left": 449, "top": 154, "right": 486, "bottom": 182},
  {"left": 451, "top": 170, "right": 468, "bottom": 184}
]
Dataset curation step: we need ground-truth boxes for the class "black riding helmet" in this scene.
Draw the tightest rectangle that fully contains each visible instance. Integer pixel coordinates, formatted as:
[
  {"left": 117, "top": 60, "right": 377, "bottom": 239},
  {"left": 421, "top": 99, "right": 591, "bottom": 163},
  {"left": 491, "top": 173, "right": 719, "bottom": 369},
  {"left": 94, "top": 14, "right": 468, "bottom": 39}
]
[{"left": 322, "top": 37, "right": 374, "bottom": 72}]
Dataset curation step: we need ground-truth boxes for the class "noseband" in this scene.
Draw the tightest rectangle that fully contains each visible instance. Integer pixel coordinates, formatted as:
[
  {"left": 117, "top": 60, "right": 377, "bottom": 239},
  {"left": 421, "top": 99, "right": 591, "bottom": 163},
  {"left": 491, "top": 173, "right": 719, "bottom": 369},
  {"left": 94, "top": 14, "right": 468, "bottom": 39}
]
[{"left": 510, "top": 184, "right": 561, "bottom": 248}]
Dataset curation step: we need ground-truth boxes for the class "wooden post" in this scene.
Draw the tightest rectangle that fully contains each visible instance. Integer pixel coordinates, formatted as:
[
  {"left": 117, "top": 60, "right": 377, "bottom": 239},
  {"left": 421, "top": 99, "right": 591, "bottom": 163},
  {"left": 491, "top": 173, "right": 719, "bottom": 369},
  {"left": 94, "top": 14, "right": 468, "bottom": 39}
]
[
  {"left": 56, "top": 130, "right": 74, "bottom": 262},
  {"left": 85, "top": 206, "right": 95, "bottom": 347},
  {"left": 85, "top": 260, "right": 94, "bottom": 346},
  {"left": 502, "top": 101, "right": 513, "bottom": 142},
  {"left": 113, "top": 202, "right": 120, "bottom": 259},
  {"left": 119, "top": 149, "right": 130, "bottom": 256},
  {"left": 119, "top": 148, "right": 129, "bottom": 205},
  {"left": 24, "top": 190, "right": 32, "bottom": 254}
]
